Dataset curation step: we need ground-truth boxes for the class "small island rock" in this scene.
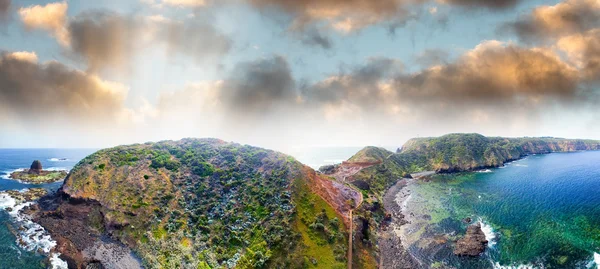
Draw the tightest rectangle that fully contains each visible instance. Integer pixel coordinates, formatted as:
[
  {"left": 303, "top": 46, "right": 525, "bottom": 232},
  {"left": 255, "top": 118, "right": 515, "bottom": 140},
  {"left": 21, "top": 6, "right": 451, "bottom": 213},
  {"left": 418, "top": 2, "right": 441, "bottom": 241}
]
[
  {"left": 29, "top": 160, "right": 43, "bottom": 174},
  {"left": 454, "top": 223, "right": 488, "bottom": 256}
]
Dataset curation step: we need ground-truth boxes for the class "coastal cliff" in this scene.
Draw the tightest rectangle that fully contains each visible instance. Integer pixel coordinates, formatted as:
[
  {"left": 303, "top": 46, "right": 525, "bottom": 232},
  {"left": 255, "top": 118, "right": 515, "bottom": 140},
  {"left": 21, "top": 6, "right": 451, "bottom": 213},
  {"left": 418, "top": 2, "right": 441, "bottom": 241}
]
[
  {"left": 35, "top": 138, "right": 357, "bottom": 268},
  {"left": 400, "top": 133, "right": 600, "bottom": 172}
]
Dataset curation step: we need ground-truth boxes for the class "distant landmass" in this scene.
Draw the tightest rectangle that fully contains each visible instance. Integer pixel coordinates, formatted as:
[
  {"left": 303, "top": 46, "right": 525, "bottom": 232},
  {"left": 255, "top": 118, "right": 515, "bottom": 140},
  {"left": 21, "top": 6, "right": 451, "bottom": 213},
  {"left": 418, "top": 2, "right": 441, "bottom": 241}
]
[{"left": 22, "top": 134, "right": 600, "bottom": 268}]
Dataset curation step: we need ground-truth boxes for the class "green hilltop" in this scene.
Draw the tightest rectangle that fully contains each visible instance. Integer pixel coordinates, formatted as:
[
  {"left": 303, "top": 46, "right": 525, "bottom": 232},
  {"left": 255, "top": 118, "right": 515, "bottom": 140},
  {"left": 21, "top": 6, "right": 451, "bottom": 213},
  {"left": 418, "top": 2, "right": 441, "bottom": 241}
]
[{"left": 51, "top": 138, "right": 349, "bottom": 268}]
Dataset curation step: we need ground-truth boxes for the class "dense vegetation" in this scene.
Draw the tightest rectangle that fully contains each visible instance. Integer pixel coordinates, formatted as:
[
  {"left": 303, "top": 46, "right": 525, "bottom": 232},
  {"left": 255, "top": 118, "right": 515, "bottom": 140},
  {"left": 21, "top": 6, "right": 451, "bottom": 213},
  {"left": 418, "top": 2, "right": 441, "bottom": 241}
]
[
  {"left": 400, "top": 133, "right": 600, "bottom": 172},
  {"left": 347, "top": 146, "right": 391, "bottom": 163},
  {"left": 63, "top": 138, "right": 347, "bottom": 268}
]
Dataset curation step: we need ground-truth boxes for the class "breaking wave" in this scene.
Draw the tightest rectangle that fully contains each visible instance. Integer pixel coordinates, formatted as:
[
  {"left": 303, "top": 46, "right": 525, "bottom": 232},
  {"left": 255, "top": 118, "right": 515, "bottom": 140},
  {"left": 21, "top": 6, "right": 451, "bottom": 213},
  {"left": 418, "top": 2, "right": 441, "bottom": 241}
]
[
  {"left": 478, "top": 219, "right": 496, "bottom": 247},
  {"left": 492, "top": 262, "right": 537, "bottom": 269},
  {"left": 0, "top": 192, "right": 67, "bottom": 268},
  {"left": 47, "top": 158, "right": 69, "bottom": 162}
]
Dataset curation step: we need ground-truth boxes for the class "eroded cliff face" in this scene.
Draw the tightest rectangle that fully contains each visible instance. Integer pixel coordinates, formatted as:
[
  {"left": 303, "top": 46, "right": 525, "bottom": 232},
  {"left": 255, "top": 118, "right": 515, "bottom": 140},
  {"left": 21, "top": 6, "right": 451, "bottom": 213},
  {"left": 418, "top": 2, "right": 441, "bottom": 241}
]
[
  {"left": 400, "top": 133, "right": 600, "bottom": 172},
  {"left": 36, "top": 138, "right": 355, "bottom": 269}
]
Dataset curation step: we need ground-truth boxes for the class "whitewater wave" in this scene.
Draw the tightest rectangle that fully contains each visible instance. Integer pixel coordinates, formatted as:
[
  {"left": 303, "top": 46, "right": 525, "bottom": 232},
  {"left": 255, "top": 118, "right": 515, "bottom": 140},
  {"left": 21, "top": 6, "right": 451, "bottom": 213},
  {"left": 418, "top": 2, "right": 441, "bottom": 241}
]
[
  {"left": 45, "top": 167, "right": 69, "bottom": 172},
  {"left": 1, "top": 168, "right": 24, "bottom": 179},
  {"left": 478, "top": 219, "right": 496, "bottom": 247},
  {"left": 477, "top": 169, "right": 493, "bottom": 173},
  {"left": 0, "top": 191, "right": 67, "bottom": 268},
  {"left": 50, "top": 253, "right": 68, "bottom": 269},
  {"left": 514, "top": 164, "right": 529, "bottom": 167},
  {"left": 493, "top": 262, "right": 537, "bottom": 269},
  {"left": 47, "top": 158, "right": 69, "bottom": 162},
  {"left": 594, "top": 252, "right": 600, "bottom": 269}
]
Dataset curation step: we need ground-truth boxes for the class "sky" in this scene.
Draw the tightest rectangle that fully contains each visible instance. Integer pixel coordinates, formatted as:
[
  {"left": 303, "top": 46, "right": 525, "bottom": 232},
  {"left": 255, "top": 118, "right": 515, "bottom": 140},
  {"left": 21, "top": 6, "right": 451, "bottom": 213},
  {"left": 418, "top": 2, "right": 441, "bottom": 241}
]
[{"left": 0, "top": 0, "right": 599, "bottom": 151}]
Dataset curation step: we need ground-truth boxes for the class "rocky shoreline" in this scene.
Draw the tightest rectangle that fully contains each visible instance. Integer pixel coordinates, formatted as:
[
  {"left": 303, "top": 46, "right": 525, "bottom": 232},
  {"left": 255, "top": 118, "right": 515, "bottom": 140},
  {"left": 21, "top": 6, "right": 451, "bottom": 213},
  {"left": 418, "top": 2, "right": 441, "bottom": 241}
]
[
  {"left": 29, "top": 190, "right": 143, "bottom": 269},
  {"left": 379, "top": 178, "right": 421, "bottom": 269},
  {"left": 0, "top": 188, "right": 68, "bottom": 269}
]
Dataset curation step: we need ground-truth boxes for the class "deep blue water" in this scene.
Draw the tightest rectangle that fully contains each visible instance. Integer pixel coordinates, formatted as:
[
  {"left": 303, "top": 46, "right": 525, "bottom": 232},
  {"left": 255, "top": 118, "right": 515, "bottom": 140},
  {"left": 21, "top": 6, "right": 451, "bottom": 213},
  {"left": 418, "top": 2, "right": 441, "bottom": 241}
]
[
  {"left": 403, "top": 151, "right": 600, "bottom": 268},
  {"left": 0, "top": 149, "right": 95, "bottom": 269}
]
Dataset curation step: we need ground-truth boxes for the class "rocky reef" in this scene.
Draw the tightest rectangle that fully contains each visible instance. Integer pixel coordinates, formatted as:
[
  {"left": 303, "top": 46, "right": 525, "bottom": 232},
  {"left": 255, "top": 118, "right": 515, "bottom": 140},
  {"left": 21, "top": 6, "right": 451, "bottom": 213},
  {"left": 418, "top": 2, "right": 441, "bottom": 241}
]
[
  {"left": 454, "top": 223, "right": 488, "bottom": 256},
  {"left": 9, "top": 160, "right": 67, "bottom": 184}
]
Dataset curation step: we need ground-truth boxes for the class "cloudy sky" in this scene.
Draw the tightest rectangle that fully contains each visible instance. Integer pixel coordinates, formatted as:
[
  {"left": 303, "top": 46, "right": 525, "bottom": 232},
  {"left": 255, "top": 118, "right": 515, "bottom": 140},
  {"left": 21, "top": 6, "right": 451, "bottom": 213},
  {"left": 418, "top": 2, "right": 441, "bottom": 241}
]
[{"left": 0, "top": 0, "right": 599, "bottom": 151}]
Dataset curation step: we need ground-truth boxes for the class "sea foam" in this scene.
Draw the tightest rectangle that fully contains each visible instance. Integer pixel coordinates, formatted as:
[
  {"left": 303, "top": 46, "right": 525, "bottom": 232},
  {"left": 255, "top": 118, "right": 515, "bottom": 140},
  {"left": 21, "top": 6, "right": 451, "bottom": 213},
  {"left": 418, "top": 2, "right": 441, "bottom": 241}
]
[
  {"left": 50, "top": 253, "right": 68, "bottom": 269},
  {"left": 594, "top": 252, "right": 600, "bottom": 269},
  {"left": 47, "top": 158, "right": 69, "bottom": 162},
  {"left": 0, "top": 191, "right": 68, "bottom": 267},
  {"left": 493, "top": 262, "right": 536, "bottom": 269},
  {"left": 478, "top": 219, "right": 496, "bottom": 246}
]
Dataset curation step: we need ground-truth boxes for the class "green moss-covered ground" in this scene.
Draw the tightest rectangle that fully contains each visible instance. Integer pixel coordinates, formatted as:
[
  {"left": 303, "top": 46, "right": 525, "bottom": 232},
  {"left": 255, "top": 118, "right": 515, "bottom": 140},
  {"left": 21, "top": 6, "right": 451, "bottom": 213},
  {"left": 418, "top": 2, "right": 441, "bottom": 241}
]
[{"left": 62, "top": 138, "right": 348, "bottom": 268}]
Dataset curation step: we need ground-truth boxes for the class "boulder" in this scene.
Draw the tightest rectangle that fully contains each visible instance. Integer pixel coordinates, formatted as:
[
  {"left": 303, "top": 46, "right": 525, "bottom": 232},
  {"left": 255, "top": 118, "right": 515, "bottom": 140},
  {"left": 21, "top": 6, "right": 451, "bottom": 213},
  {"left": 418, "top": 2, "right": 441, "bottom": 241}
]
[
  {"left": 318, "top": 164, "right": 336, "bottom": 174},
  {"left": 454, "top": 223, "right": 488, "bottom": 256}
]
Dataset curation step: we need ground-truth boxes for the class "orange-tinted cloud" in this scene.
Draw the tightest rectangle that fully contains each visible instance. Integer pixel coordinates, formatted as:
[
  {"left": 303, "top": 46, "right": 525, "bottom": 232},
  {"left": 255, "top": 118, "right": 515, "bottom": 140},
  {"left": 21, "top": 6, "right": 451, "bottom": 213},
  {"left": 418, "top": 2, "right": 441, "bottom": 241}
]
[
  {"left": 18, "top": 1, "right": 70, "bottom": 46},
  {"left": 248, "top": 0, "right": 522, "bottom": 33},
  {"left": 0, "top": 51, "right": 130, "bottom": 128},
  {"left": 503, "top": 0, "right": 600, "bottom": 42},
  {"left": 17, "top": 2, "right": 231, "bottom": 74},
  {"left": 557, "top": 29, "right": 600, "bottom": 81}
]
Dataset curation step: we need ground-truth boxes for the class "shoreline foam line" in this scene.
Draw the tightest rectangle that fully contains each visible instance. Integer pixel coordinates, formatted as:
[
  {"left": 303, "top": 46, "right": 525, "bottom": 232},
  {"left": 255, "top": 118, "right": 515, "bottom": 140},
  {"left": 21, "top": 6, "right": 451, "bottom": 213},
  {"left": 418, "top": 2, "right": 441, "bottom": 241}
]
[{"left": 0, "top": 191, "right": 68, "bottom": 269}]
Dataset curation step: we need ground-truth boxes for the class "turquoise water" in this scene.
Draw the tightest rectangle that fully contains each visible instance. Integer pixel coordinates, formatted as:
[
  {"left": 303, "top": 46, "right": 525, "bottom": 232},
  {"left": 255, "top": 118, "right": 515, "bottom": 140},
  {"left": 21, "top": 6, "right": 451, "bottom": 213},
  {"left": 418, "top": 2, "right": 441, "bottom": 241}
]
[
  {"left": 0, "top": 149, "right": 95, "bottom": 269},
  {"left": 401, "top": 151, "right": 600, "bottom": 268}
]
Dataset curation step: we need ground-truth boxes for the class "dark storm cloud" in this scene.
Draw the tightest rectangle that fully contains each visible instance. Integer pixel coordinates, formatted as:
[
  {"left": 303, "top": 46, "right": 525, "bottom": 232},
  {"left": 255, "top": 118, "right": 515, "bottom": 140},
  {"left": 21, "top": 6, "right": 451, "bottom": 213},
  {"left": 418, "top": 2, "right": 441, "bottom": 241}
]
[
  {"left": 220, "top": 56, "right": 296, "bottom": 114},
  {"left": 156, "top": 17, "right": 232, "bottom": 63},
  {"left": 413, "top": 48, "right": 449, "bottom": 67},
  {"left": 441, "top": 0, "right": 519, "bottom": 9},
  {"left": 68, "top": 11, "right": 139, "bottom": 74},
  {"left": 0, "top": 0, "right": 10, "bottom": 23},
  {"left": 300, "top": 28, "right": 333, "bottom": 49},
  {"left": 305, "top": 57, "right": 403, "bottom": 107},
  {"left": 500, "top": 0, "right": 600, "bottom": 42},
  {"left": 0, "top": 51, "right": 128, "bottom": 126},
  {"left": 299, "top": 41, "right": 585, "bottom": 121},
  {"left": 67, "top": 11, "right": 231, "bottom": 74}
]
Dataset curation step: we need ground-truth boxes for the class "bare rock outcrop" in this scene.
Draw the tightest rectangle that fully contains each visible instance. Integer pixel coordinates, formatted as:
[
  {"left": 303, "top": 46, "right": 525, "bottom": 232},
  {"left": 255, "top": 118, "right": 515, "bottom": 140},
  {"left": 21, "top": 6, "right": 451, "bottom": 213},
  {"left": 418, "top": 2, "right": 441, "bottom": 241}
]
[{"left": 454, "top": 223, "right": 488, "bottom": 256}]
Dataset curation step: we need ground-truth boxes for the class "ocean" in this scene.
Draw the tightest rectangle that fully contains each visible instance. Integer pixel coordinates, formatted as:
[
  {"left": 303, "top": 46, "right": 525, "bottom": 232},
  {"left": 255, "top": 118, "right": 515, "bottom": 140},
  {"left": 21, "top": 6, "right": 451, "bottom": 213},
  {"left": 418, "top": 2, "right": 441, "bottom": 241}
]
[
  {"left": 400, "top": 151, "right": 600, "bottom": 269},
  {"left": 0, "top": 149, "right": 96, "bottom": 269}
]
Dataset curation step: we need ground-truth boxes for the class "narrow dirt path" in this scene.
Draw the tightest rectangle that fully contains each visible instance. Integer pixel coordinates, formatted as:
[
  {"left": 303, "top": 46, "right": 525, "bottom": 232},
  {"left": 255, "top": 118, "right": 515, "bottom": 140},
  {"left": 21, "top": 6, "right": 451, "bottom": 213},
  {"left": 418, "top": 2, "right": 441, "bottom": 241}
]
[
  {"left": 347, "top": 191, "right": 363, "bottom": 269},
  {"left": 348, "top": 209, "right": 353, "bottom": 269}
]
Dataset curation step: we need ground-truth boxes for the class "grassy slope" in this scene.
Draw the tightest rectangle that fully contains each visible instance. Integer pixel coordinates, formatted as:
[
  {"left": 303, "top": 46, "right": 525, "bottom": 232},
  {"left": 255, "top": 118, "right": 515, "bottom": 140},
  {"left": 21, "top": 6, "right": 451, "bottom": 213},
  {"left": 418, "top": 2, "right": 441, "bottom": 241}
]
[
  {"left": 348, "top": 146, "right": 393, "bottom": 163},
  {"left": 62, "top": 138, "right": 347, "bottom": 268}
]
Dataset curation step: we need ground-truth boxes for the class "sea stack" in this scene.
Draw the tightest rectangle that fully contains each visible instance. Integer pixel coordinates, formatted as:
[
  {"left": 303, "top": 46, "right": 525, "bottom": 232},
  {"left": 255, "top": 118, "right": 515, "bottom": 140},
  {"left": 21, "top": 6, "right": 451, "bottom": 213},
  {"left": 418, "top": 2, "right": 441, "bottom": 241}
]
[
  {"left": 454, "top": 223, "right": 488, "bottom": 256},
  {"left": 29, "top": 160, "right": 43, "bottom": 174}
]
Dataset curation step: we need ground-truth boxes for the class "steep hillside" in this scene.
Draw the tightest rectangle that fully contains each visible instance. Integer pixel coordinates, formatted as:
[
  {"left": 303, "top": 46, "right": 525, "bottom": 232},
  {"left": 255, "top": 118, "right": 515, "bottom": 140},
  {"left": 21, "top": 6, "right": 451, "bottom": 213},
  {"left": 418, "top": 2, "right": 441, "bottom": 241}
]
[
  {"left": 347, "top": 147, "right": 392, "bottom": 163},
  {"left": 37, "top": 138, "right": 355, "bottom": 268},
  {"left": 400, "top": 133, "right": 600, "bottom": 172}
]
